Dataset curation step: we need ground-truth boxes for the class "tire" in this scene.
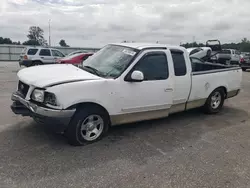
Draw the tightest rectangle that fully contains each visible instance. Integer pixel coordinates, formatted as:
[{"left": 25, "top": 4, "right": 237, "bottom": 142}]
[
  {"left": 203, "top": 88, "right": 225, "bottom": 114},
  {"left": 33, "top": 117, "right": 45, "bottom": 125},
  {"left": 242, "top": 68, "right": 247, "bottom": 71},
  {"left": 66, "top": 105, "right": 110, "bottom": 146},
  {"left": 33, "top": 61, "right": 43, "bottom": 66}
]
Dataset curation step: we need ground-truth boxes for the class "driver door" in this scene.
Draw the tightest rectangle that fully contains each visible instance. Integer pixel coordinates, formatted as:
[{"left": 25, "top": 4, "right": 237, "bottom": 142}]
[{"left": 118, "top": 51, "right": 173, "bottom": 124}]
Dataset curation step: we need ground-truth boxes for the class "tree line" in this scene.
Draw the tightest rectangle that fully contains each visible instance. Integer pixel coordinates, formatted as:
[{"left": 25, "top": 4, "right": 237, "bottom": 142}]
[{"left": 0, "top": 26, "right": 69, "bottom": 47}]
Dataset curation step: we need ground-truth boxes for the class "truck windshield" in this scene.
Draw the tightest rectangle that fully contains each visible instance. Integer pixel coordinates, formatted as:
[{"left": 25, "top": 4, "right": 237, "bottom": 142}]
[{"left": 82, "top": 44, "right": 139, "bottom": 78}]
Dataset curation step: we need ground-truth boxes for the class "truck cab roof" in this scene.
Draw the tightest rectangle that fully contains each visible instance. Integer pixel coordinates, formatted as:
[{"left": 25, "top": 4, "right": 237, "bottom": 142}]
[{"left": 111, "top": 43, "right": 186, "bottom": 51}]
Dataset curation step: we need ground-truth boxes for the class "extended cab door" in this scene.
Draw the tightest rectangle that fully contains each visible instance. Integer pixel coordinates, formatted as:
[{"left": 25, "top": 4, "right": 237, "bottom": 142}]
[
  {"left": 169, "top": 49, "right": 191, "bottom": 113},
  {"left": 118, "top": 50, "right": 173, "bottom": 124}
]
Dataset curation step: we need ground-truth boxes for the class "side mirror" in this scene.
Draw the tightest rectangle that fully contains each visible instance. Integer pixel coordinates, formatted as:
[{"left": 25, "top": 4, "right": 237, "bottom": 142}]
[{"left": 130, "top": 70, "right": 144, "bottom": 82}]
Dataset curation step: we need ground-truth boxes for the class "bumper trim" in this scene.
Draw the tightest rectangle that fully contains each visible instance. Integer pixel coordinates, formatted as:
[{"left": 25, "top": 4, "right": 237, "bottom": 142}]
[{"left": 11, "top": 93, "right": 76, "bottom": 118}]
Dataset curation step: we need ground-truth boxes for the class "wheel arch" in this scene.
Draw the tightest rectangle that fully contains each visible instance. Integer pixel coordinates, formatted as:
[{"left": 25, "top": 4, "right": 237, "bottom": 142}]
[
  {"left": 32, "top": 60, "right": 43, "bottom": 64},
  {"left": 210, "top": 86, "right": 227, "bottom": 98},
  {"left": 66, "top": 102, "right": 111, "bottom": 122}
]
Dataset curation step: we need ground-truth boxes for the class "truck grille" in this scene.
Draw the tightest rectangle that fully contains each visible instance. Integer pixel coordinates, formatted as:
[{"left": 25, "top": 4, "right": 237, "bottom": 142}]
[{"left": 18, "top": 81, "right": 29, "bottom": 98}]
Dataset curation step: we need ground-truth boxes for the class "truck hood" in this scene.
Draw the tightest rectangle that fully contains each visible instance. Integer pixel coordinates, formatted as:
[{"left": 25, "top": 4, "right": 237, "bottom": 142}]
[{"left": 17, "top": 64, "right": 102, "bottom": 88}]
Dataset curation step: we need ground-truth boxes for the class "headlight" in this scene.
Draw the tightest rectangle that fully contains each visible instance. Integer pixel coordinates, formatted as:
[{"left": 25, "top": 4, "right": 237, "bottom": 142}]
[
  {"left": 44, "top": 92, "right": 57, "bottom": 106},
  {"left": 31, "top": 89, "right": 45, "bottom": 102}
]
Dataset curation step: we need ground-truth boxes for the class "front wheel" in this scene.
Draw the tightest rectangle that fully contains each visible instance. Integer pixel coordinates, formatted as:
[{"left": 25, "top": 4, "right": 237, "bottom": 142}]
[
  {"left": 66, "top": 106, "right": 110, "bottom": 146},
  {"left": 203, "top": 88, "right": 225, "bottom": 114},
  {"left": 33, "top": 61, "right": 43, "bottom": 66},
  {"left": 242, "top": 68, "right": 247, "bottom": 71}
]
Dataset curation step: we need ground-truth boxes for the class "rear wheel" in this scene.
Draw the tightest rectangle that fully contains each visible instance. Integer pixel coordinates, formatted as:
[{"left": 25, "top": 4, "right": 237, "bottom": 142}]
[
  {"left": 66, "top": 105, "right": 110, "bottom": 146},
  {"left": 203, "top": 88, "right": 225, "bottom": 114},
  {"left": 33, "top": 117, "right": 45, "bottom": 124},
  {"left": 242, "top": 68, "right": 247, "bottom": 71},
  {"left": 33, "top": 61, "right": 43, "bottom": 66}
]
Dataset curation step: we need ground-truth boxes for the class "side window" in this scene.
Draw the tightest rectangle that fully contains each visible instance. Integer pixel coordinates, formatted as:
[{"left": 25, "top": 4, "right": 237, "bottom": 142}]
[
  {"left": 132, "top": 53, "right": 169, "bottom": 81},
  {"left": 171, "top": 51, "right": 187, "bottom": 76},
  {"left": 27, "top": 49, "right": 38, "bottom": 55},
  {"left": 52, "top": 50, "right": 64, "bottom": 57},
  {"left": 56, "top": 50, "right": 65, "bottom": 57},
  {"left": 39, "top": 49, "right": 51, "bottom": 56}
]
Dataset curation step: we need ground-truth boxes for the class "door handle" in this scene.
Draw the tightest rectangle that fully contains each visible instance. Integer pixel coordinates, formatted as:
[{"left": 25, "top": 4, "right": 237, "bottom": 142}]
[
  {"left": 164, "top": 88, "right": 173, "bottom": 92},
  {"left": 41, "top": 57, "right": 44, "bottom": 59}
]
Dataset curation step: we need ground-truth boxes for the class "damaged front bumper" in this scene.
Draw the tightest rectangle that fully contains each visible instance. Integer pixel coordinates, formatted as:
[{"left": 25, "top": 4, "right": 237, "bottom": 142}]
[{"left": 10, "top": 92, "right": 76, "bottom": 133}]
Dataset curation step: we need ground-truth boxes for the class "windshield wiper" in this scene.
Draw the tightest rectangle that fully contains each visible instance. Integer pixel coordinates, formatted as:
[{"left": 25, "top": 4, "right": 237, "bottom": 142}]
[{"left": 82, "top": 66, "right": 101, "bottom": 76}]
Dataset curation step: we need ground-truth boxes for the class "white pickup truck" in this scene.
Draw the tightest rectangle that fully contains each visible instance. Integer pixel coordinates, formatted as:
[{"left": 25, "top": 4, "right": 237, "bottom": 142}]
[{"left": 11, "top": 43, "right": 242, "bottom": 146}]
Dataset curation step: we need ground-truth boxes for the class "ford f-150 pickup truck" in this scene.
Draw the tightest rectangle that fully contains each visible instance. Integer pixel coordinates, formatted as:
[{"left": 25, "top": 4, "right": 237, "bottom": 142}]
[{"left": 11, "top": 43, "right": 242, "bottom": 146}]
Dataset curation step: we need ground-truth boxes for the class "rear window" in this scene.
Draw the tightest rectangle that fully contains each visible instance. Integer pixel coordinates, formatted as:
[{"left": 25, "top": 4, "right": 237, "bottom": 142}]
[
  {"left": 171, "top": 50, "right": 187, "bottom": 76},
  {"left": 27, "top": 49, "right": 38, "bottom": 55},
  {"left": 221, "top": 50, "right": 231, "bottom": 54},
  {"left": 235, "top": 51, "right": 241, "bottom": 55}
]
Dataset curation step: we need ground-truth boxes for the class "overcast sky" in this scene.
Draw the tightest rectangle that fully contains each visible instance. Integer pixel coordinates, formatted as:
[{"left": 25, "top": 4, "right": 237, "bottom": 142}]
[{"left": 0, "top": 0, "right": 250, "bottom": 47}]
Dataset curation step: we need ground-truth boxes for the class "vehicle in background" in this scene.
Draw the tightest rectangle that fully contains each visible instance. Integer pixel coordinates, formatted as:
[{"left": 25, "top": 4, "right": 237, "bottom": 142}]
[
  {"left": 67, "top": 50, "right": 89, "bottom": 57},
  {"left": 187, "top": 47, "right": 212, "bottom": 61},
  {"left": 240, "top": 52, "right": 250, "bottom": 71},
  {"left": 201, "top": 40, "right": 240, "bottom": 65},
  {"left": 19, "top": 47, "right": 65, "bottom": 67},
  {"left": 56, "top": 52, "right": 93, "bottom": 66},
  {"left": 216, "top": 49, "right": 241, "bottom": 65},
  {"left": 11, "top": 43, "right": 242, "bottom": 146}
]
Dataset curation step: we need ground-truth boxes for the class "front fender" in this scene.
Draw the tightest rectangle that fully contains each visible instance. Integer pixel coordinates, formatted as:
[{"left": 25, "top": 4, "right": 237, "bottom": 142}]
[
  {"left": 46, "top": 79, "right": 118, "bottom": 115},
  {"left": 64, "top": 98, "right": 110, "bottom": 112}
]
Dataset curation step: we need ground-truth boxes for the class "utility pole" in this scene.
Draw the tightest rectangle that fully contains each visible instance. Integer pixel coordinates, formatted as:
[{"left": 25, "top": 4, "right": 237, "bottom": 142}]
[
  {"left": 192, "top": 36, "right": 195, "bottom": 47},
  {"left": 49, "top": 19, "right": 51, "bottom": 46}
]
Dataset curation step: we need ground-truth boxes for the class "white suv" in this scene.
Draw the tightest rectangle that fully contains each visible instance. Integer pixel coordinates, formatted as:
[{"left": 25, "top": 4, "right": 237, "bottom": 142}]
[{"left": 19, "top": 47, "right": 65, "bottom": 67}]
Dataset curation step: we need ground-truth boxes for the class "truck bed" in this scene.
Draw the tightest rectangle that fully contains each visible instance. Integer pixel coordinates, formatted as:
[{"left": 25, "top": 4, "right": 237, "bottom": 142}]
[
  {"left": 192, "top": 61, "right": 239, "bottom": 74},
  {"left": 188, "top": 61, "right": 242, "bottom": 106}
]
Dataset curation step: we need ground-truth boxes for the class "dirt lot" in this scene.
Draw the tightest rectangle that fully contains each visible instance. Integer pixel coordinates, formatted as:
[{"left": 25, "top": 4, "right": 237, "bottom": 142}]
[{"left": 0, "top": 62, "right": 250, "bottom": 188}]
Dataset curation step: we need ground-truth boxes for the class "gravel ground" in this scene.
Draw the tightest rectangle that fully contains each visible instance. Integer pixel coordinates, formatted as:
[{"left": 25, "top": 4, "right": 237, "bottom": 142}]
[{"left": 0, "top": 62, "right": 250, "bottom": 188}]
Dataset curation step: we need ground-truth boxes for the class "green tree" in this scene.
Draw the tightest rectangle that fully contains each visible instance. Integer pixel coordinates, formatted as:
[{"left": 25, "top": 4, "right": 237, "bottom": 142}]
[
  {"left": 23, "top": 39, "right": 40, "bottom": 46},
  {"left": 0, "top": 37, "right": 12, "bottom": 44},
  {"left": 24, "top": 26, "right": 47, "bottom": 46},
  {"left": 12, "top": 41, "right": 21, "bottom": 45},
  {"left": 59, "top": 39, "right": 69, "bottom": 47},
  {"left": 241, "top": 38, "right": 250, "bottom": 44}
]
